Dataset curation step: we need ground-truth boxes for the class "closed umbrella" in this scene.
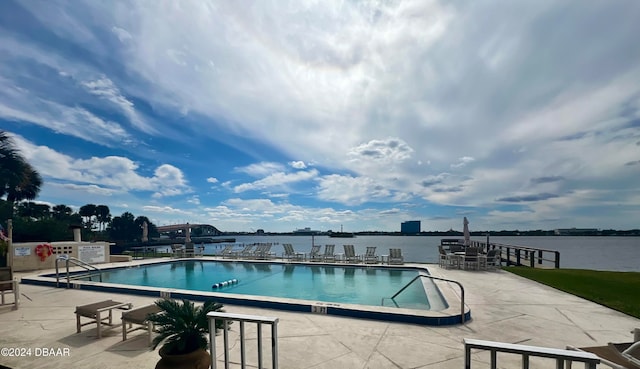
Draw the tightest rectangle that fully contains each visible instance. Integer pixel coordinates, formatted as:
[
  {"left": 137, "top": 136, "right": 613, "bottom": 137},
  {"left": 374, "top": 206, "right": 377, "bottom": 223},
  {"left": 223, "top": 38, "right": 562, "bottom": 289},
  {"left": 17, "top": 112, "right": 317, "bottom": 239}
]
[{"left": 463, "top": 217, "right": 470, "bottom": 247}]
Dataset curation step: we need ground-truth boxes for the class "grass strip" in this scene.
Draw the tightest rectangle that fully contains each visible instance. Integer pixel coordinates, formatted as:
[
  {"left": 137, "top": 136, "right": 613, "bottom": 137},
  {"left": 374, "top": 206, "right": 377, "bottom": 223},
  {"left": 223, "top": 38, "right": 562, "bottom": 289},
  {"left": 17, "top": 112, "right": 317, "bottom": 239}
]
[{"left": 504, "top": 267, "right": 640, "bottom": 319}]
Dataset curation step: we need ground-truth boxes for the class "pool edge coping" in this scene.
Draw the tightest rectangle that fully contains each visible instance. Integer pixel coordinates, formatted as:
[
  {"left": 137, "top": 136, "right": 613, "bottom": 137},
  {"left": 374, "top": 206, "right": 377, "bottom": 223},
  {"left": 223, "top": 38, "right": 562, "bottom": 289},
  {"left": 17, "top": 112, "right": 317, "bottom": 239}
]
[{"left": 20, "top": 257, "right": 471, "bottom": 326}]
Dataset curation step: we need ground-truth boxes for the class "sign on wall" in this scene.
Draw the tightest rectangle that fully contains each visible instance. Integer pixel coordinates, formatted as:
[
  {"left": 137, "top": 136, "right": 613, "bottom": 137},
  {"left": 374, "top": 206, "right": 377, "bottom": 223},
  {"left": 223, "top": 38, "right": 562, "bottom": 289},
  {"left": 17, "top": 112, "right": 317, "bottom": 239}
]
[
  {"left": 14, "top": 246, "right": 31, "bottom": 256},
  {"left": 78, "top": 245, "right": 106, "bottom": 263}
]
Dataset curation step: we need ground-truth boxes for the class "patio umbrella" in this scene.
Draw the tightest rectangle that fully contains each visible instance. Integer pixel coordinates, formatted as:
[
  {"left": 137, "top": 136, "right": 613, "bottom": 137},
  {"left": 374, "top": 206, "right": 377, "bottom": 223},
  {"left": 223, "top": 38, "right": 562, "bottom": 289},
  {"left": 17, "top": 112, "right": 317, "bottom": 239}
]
[{"left": 463, "top": 217, "right": 470, "bottom": 247}]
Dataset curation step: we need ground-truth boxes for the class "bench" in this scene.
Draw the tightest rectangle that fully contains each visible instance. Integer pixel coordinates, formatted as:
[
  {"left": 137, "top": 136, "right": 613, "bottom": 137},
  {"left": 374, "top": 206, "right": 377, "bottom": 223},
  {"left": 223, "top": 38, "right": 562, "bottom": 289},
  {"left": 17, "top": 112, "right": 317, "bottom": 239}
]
[
  {"left": 75, "top": 300, "right": 132, "bottom": 338},
  {"left": 121, "top": 304, "right": 161, "bottom": 345}
]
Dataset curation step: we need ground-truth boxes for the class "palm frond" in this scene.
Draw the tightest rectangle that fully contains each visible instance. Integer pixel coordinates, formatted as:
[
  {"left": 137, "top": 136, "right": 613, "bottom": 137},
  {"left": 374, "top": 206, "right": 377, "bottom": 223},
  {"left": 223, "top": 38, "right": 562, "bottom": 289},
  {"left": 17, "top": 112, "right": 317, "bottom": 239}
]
[{"left": 148, "top": 298, "right": 226, "bottom": 354}]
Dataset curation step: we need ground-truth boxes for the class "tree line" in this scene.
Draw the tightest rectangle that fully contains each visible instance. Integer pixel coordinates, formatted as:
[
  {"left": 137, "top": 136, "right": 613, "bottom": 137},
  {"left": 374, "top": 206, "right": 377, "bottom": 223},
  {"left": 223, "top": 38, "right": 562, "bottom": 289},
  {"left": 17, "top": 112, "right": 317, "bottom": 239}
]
[{"left": 0, "top": 130, "right": 159, "bottom": 244}]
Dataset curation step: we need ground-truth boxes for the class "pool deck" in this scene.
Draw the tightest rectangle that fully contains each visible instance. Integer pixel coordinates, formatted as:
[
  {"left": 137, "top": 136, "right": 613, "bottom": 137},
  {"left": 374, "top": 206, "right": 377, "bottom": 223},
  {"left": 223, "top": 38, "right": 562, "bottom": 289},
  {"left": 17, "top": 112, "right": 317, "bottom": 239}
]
[{"left": 1, "top": 259, "right": 638, "bottom": 368}]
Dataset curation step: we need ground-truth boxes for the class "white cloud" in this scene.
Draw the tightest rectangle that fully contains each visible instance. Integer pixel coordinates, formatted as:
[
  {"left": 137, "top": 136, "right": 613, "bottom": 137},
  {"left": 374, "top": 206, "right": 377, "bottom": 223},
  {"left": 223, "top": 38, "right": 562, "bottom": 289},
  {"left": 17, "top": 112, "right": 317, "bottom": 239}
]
[
  {"left": 111, "top": 26, "right": 132, "bottom": 43},
  {"left": 61, "top": 183, "right": 119, "bottom": 196},
  {"left": 317, "top": 175, "right": 391, "bottom": 205},
  {"left": 235, "top": 162, "right": 285, "bottom": 177},
  {"left": 348, "top": 138, "right": 414, "bottom": 162},
  {"left": 234, "top": 169, "right": 318, "bottom": 193},
  {"left": 81, "top": 76, "right": 154, "bottom": 133},
  {"left": 142, "top": 205, "right": 193, "bottom": 215},
  {"left": 12, "top": 135, "right": 191, "bottom": 197},
  {"left": 289, "top": 161, "right": 307, "bottom": 169},
  {"left": 206, "top": 177, "right": 219, "bottom": 184},
  {"left": 451, "top": 157, "right": 475, "bottom": 169}
]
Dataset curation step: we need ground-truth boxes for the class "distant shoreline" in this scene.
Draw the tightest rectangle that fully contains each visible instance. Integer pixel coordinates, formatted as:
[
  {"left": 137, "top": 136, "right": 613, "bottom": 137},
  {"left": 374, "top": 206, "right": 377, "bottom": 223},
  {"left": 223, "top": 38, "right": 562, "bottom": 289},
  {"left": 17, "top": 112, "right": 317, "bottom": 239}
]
[{"left": 224, "top": 231, "right": 640, "bottom": 237}]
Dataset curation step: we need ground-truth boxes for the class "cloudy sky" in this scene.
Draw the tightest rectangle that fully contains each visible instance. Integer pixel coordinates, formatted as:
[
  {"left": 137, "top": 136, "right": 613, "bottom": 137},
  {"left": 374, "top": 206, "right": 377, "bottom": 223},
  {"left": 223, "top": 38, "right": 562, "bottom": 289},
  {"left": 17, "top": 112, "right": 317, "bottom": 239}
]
[{"left": 1, "top": 1, "right": 639, "bottom": 232}]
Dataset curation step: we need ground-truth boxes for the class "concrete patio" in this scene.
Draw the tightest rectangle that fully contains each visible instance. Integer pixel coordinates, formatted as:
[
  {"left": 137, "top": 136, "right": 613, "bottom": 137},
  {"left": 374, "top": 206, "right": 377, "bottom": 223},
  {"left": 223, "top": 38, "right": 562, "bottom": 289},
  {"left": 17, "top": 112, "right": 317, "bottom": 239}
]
[{"left": 0, "top": 261, "right": 638, "bottom": 368}]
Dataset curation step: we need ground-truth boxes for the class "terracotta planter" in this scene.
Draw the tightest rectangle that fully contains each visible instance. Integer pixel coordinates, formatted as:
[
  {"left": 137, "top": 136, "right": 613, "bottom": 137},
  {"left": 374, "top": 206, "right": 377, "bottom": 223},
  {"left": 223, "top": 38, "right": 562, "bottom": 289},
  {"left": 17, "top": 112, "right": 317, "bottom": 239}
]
[{"left": 155, "top": 346, "right": 211, "bottom": 369}]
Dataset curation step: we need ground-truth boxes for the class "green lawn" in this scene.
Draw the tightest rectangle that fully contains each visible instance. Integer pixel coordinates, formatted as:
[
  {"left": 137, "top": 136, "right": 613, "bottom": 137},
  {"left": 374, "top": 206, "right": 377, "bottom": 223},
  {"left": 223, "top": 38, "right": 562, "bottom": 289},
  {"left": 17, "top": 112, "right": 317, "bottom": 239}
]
[{"left": 504, "top": 267, "right": 640, "bottom": 319}]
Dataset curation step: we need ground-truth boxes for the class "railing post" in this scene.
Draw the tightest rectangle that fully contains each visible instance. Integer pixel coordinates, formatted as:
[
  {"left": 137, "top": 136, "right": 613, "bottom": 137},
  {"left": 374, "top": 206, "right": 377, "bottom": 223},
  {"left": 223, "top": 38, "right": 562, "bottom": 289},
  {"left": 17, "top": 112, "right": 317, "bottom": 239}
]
[
  {"left": 530, "top": 251, "right": 535, "bottom": 268},
  {"left": 506, "top": 247, "right": 511, "bottom": 266},
  {"left": 538, "top": 250, "right": 543, "bottom": 265},
  {"left": 555, "top": 251, "right": 560, "bottom": 268},
  {"left": 516, "top": 249, "right": 521, "bottom": 265},
  {"left": 208, "top": 312, "right": 279, "bottom": 369},
  {"left": 271, "top": 320, "right": 278, "bottom": 369}
]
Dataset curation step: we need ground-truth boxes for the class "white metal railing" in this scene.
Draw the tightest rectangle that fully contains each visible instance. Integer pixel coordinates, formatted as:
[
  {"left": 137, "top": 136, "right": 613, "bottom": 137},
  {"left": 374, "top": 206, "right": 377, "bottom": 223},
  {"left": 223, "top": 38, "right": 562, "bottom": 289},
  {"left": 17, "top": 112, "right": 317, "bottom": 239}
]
[
  {"left": 464, "top": 338, "right": 600, "bottom": 369},
  {"left": 382, "top": 274, "right": 467, "bottom": 323},
  {"left": 208, "top": 312, "right": 279, "bottom": 369},
  {"left": 55, "top": 255, "right": 102, "bottom": 288}
]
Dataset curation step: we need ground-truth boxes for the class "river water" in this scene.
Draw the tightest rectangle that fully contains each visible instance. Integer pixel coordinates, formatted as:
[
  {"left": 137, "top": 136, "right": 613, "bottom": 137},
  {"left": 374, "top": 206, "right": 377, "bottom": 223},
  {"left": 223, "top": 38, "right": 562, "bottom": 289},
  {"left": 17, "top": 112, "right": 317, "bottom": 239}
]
[{"left": 197, "top": 235, "right": 640, "bottom": 272}]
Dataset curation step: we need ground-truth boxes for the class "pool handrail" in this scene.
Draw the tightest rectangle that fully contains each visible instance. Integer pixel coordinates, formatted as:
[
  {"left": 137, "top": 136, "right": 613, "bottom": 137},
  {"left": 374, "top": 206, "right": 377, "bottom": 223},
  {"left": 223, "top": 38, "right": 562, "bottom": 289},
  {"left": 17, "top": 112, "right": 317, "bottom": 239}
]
[
  {"left": 383, "top": 274, "right": 466, "bottom": 324},
  {"left": 55, "top": 255, "right": 102, "bottom": 288}
]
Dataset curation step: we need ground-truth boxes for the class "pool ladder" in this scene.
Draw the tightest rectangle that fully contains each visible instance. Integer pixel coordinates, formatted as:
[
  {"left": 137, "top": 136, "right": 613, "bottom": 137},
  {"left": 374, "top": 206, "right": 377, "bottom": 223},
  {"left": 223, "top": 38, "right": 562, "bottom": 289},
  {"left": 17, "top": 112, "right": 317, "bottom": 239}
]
[
  {"left": 55, "top": 255, "right": 103, "bottom": 288},
  {"left": 382, "top": 275, "right": 467, "bottom": 323}
]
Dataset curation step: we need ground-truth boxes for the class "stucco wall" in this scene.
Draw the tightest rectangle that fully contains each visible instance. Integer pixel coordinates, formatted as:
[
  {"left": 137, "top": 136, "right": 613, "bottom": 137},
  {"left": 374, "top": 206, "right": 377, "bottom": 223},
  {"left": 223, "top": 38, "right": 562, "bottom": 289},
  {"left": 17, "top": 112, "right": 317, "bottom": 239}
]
[{"left": 10, "top": 241, "right": 111, "bottom": 272}]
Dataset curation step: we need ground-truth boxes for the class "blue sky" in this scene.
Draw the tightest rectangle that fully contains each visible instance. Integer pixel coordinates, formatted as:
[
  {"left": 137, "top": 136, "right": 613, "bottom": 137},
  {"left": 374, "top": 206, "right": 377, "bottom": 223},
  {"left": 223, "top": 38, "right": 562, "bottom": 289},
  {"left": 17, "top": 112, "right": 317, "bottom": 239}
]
[{"left": 1, "top": 1, "right": 639, "bottom": 232}]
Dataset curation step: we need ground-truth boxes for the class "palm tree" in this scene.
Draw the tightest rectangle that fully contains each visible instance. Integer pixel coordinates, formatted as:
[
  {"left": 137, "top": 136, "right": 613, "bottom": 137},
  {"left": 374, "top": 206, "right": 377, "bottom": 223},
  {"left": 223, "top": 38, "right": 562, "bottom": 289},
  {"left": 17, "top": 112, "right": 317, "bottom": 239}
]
[
  {"left": 0, "top": 131, "right": 42, "bottom": 213},
  {"left": 79, "top": 204, "right": 97, "bottom": 231},
  {"left": 147, "top": 299, "right": 225, "bottom": 355},
  {"left": 52, "top": 204, "right": 73, "bottom": 221},
  {"left": 95, "top": 205, "right": 111, "bottom": 232}
]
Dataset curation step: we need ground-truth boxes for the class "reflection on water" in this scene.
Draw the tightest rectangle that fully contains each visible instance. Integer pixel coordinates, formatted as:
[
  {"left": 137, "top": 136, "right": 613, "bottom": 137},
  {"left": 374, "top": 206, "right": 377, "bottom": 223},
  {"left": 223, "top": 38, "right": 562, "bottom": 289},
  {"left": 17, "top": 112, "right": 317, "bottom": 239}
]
[
  {"left": 254, "top": 263, "right": 271, "bottom": 273},
  {"left": 283, "top": 265, "right": 295, "bottom": 277},
  {"left": 93, "top": 261, "right": 433, "bottom": 310}
]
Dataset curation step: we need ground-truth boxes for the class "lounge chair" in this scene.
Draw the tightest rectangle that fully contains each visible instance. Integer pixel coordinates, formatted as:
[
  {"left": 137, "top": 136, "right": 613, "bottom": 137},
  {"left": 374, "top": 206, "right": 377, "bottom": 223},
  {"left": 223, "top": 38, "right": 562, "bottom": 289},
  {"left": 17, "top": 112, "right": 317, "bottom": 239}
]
[
  {"left": 219, "top": 244, "right": 235, "bottom": 259},
  {"left": 75, "top": 299, "right": 132, "bottom": 338},
  {"left": 322, "top": 244, "right": 337, "bottom": 262},
  {"left": 569, "top": 337, "right": 640, "bottom": 369},
  {"left": 253, "top": 243, "right": 275, "bottom": 260},
  {"left": 121, "top": 304, "right": 161, "bottom": 345},
  {"left": 0, "top": 267, "right": 19, "bottom": 309},
  {"left": 232, "top": 244, "right": 254, "bottom": 259},
  {"left": 282, "top": 243, "right": 305, "bottom": 261},
  {"left": 388, "top": 248, "right": 404, "bottom": 265},
  {"left": 343, "top": 244, "right": 361, "bottom": 263},
  {"left": 309, "top": 245, "right": 322, "bottom": 262},
  {"left": 363, "top": 246, "right": 379, "bottom": 264}
]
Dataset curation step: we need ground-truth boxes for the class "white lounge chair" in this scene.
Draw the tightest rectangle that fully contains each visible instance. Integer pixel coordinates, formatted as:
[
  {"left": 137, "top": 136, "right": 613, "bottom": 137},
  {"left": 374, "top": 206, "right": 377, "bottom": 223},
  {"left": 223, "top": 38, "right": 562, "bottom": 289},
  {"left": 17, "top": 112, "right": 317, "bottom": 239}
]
[
  {"left": 363, "top": 246, "right": 379, "bottom": 264},
  {"left": 343, "top": 244, "right": 361, "bottom": 263},
  {"left": 233, "top": 244, "right": 255, "bottom": 259},
  {"left": 282, "top": 243, "right": 305, "bottom": 261},
  {"left": 388, "top": 248, "right": 404, "bottom": 265},
  {"left": 219, "top": 244, "right": 235, "bottom": 259},
  {"left": 253, "top": 243, "right": 275, "bottom": 260},
  {"left": 309, "top": 245, "right": 323, "bottom": 262},
  {"left": 322, "top": 244, "right": 337, "bottom": 262}
]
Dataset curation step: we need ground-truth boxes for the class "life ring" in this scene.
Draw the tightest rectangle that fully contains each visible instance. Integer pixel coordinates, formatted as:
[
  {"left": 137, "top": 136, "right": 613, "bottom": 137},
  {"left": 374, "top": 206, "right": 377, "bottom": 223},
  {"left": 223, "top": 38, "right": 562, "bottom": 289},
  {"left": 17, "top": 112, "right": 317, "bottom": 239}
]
[{"left": 35, "top": 243, "right": 54, "bottom": 262}]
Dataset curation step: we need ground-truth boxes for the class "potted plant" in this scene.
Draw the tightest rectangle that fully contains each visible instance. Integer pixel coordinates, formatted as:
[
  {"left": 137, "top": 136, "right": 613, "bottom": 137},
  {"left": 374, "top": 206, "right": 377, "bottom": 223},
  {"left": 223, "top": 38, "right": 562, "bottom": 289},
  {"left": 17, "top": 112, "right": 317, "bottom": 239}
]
[{"left": 148, "top": 299, "right": 226, "bottom": 369}]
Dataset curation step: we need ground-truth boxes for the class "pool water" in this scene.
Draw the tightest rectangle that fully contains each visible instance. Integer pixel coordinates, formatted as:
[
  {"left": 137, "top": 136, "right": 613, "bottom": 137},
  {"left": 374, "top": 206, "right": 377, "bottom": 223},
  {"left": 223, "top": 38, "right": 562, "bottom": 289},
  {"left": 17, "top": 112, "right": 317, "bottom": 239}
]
[{"left": 94, "top": 261, "right": 432, "bottom": 310}]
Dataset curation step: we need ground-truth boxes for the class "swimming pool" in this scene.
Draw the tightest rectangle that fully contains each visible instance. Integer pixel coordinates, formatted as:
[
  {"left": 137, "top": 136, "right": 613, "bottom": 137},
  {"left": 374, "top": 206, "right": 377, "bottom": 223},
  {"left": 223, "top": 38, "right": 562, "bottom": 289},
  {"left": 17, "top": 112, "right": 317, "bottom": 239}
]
[
  {"left": 88, "top": 260, "right": 432, "bottom": 309},
  {"left": 23, "top": 259, "right": 470, "bottom": 326}
]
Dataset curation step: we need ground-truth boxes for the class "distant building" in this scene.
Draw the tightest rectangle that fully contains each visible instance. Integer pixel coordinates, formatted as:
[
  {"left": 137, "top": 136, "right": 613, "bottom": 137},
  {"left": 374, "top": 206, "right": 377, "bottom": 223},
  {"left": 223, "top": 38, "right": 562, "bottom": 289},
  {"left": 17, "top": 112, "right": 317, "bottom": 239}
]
[
  {"left": 293, "top": 227, "right": 321, "bottom": 235},
  {"left": 554, "top": 228, "right": 599, "bottom": 236},
  {"left": 256, "top": 229, "right": 265, "bottom": 235},
  {"left": 401, "top": 221, "right": 421, "bottom": 234}
]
